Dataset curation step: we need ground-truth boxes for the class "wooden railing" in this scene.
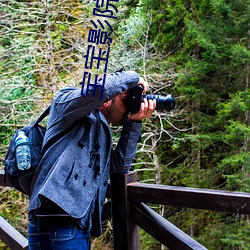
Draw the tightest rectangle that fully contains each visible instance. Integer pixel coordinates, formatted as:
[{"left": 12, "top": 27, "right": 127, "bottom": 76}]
[
  {"left": 0, "top": 170, "right": 29, "bottom": 250},
  {"left": 1, "top": 170, "right": 250, "bottom": 250}
]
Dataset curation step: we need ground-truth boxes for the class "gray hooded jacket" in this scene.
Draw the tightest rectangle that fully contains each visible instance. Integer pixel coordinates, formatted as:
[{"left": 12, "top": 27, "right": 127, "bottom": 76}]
[{"left": 29, "top": 71, "right": 142, "bottom": 236}]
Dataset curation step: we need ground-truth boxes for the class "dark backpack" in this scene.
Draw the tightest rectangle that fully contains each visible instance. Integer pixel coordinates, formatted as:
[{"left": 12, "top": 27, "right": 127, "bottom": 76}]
[{"left": 4, "top": 106, "right": 50, "bottom": 195}]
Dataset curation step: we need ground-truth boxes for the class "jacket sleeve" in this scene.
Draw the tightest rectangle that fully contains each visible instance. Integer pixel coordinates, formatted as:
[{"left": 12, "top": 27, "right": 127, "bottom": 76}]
[
  {"left": 44, "top": 71, "right": 139, "bottom": 140},
  {"left": 111, "top": 118, "right": 142, "bottom": 174}
]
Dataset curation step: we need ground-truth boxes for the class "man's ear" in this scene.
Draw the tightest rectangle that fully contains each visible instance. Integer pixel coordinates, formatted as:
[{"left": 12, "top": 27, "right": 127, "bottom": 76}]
[
  {"left": 100, "top": 101, "right": 111, "bottom": 110},
  {"left": 99, "top": 101, "right": 111, "bottom": 117},
  {"left": 102, "top": 102, "right": 109, "bottom": 108}
]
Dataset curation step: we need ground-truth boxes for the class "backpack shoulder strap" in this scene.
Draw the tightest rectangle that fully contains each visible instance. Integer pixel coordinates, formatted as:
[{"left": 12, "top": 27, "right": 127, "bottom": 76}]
[{"left": 33, "top": 105, "right": 51, "bottom": 126}]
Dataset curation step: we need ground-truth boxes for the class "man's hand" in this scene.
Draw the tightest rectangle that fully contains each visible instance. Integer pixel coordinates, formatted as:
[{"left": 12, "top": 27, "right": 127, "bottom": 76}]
[
  {"left": 138, "top": 77, "right": 148, "bottom": 93},
  {"left": 128, "top": 98, "right": 156, "bottom": 122}
]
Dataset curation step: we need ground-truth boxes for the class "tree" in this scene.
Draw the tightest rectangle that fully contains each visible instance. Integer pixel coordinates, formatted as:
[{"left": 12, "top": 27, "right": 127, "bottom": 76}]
[
  {"left": 0, "top": 0, "right": 92, "bottom": 241},
  {"left": 125, "top": 0, "right": 250, "bottom": 249}
]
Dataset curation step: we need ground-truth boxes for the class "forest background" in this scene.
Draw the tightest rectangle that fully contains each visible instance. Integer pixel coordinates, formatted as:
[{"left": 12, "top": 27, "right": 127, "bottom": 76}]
[{"left": 0, "top": 0, "right": 249, "bottom": 249}]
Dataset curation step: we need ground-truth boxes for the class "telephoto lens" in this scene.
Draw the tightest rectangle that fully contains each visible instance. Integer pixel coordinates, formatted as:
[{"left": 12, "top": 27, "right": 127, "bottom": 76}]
[
  {"left": 143, "top": 94, "right": 175, "bottom": 112},
  {"left": 127, "top": 85, "right": 176, "bottom": 114}
]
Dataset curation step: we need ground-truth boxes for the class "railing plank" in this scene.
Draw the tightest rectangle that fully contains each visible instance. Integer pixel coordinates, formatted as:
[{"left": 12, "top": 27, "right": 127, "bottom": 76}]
[
  {"left": 128, "top": 183, "right": 250, "bottom": 214},
  {"left": 130, "top": 202, "right": 207, "bottom": 250},
  {"left": 0, "top": 216, "right": 28, "bottom": 250},
  {"left": 1, "top": 170, "right": 250, "bottom": 250}
]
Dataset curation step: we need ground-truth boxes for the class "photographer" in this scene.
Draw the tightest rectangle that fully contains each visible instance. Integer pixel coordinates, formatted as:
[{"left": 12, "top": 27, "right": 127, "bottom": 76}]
[{"left": 28, "top": 70, "right": 156, "bottom": 250}]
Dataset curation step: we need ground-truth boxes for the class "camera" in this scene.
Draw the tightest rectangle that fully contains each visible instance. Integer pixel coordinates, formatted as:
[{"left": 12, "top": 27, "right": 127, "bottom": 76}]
[{"left": 127, "top": 85, "right": 175, "bottom": 114}]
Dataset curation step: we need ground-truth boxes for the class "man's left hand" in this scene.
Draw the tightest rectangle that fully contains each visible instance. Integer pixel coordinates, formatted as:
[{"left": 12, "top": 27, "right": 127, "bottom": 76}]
[{"left": 128, "top": 98, "right": 156, "bottom": 122}]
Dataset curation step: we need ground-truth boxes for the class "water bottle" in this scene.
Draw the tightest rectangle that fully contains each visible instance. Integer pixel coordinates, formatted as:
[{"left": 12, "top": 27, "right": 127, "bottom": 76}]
[{"left": 15, "top": 131, "right": 31, "bottom": 170}]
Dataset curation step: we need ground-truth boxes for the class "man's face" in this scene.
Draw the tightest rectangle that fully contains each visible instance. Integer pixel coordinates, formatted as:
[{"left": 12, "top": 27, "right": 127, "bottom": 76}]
[{"left": 103, "top": 91, "right": 129, "bottom": 126}]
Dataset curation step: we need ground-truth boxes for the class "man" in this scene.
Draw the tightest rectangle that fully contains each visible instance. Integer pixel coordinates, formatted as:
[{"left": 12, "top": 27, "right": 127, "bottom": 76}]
[{"left": 28, "top": 70, "right": 156, "bottom": 249}]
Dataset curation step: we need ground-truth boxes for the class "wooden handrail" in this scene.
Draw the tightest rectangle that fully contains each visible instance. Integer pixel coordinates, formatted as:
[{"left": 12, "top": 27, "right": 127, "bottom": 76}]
[
  {"left": 130, "top": 202, "right": 207, "bottom": 250},
  {"left": 0, "top": 216, "right": 28, "bottom": 250},
  {"left": 110, "top": 172, "right": 250, "bottom": 250},
  {"left": 127, "top": 182, "right": 250, "bottom": 214},
  {"left": 1, "top": 170, "right": 250, "bottom": 250}
]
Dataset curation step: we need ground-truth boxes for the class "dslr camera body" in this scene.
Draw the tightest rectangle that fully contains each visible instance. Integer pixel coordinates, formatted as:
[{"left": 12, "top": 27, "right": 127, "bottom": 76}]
[{"left": 127, "top": 85, "right": 175, "bottom": 114}]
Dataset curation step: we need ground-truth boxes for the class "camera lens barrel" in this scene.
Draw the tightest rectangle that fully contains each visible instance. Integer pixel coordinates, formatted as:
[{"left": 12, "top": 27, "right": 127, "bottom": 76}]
[
  {"left": 127, "top": 85, "right": 176, "bottom": 113},
  {"left": 143, "top": 94, "right": 175, "bottom": 112}
]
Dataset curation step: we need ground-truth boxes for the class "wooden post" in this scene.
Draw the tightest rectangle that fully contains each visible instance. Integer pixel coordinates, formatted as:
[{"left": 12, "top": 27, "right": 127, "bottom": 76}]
[{"left": 110, "top": 171, "right": 140, "bottom": 250}]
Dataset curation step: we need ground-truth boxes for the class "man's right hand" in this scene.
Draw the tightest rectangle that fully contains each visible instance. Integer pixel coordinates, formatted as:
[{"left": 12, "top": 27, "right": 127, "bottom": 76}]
[{"left": 137, "top": 77, "right": 148, "bottom": 93}]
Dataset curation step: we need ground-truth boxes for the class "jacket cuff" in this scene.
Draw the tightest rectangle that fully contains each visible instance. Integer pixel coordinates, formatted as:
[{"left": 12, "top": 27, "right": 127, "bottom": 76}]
[{"left": 124, "top": 118, "right": 142, "bottom": 143}]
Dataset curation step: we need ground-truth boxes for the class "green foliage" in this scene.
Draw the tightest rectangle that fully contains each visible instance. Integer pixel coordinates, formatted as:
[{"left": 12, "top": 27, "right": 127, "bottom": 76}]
[
  {"left": 0, "top": 1, "right": 94, "bottom": 249},
  {"left": 132, "top": 0, "right": 250, "bottom": 249},
  {"left": 197, "top": 215, "right": 250, "bottom": 250},
  {"left": 0, "top": 188, "right": 28, "bottom": 237},
  {"left": 0, "top": 0, "right": 250, "bottom": 249},
  {"left": 140, "top": 229, "right": 159, "bottom": 249}
]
